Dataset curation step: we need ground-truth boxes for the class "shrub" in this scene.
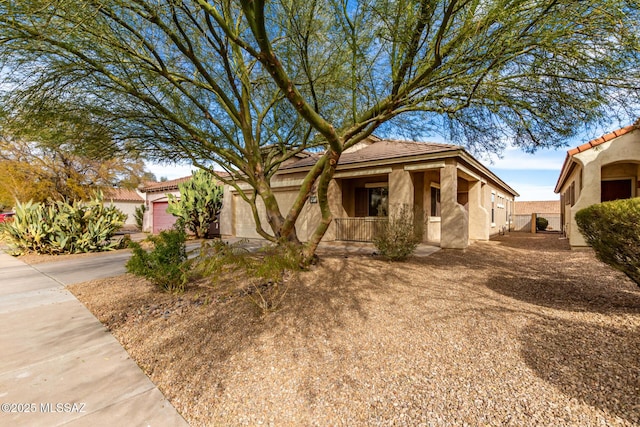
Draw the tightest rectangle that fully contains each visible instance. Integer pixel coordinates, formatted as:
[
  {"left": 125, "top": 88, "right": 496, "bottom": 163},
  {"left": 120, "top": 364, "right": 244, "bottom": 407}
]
[
  {"left": 1, "top": 193, "right": 126, "bottom": 255},
  {"left": 373, "top": 204, "right": 421, "bottom": 261},
  {"left": 167, "top": 170, "right": 223, "bottom": 238},
  {"left": 575, "top": 198, "right": 640, "bottom": 286},
  {"left": 191, "top": 239, "right": 302, "bottom": 313},
  {"left": 192, "top": 240, "right": 302, "bottom": 285},
  {"left": 536, "top": 216, "right": 549, "bottom": 231},
  {"left": 126, "top": 227, "right": 188, "bottom": 292}
]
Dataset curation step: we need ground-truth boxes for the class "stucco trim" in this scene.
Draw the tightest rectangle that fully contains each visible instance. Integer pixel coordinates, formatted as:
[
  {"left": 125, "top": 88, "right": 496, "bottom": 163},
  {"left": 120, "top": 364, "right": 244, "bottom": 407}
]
[
  {"left": 456, "top": 164, "right": 486, "bottom": 183},
  {"left": 334, "top": 167, "right": 393, "bottom": 178},
  {"left": 403, "top": 162, "right": 445, "bottom": 171},
  {"left": 458, "top": 152, "right": 519, "bottom": 197}
]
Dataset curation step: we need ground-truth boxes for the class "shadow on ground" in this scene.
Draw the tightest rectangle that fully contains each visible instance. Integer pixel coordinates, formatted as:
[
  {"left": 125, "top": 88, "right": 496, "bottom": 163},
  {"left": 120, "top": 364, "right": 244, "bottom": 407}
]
[
  {"left": 486, "top": 271, "right": 640, "bottom": 314},
  {"left": 520, "top": 316, "right": 640, "bottom": 424},
  {"left": 441, "top": 233, "right": 640, "bottom": 315}
]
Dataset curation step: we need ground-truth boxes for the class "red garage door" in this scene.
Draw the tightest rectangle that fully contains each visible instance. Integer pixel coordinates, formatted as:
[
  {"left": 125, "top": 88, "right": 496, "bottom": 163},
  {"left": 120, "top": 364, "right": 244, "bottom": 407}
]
[{"left": 152, "top": 201, "right": 177, "bottom": 234}]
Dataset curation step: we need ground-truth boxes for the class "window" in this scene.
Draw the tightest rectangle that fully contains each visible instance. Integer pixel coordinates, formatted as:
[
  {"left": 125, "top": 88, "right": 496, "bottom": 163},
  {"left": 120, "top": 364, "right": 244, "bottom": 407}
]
[
  {"left": 430, "top": 186, "right": 441, "bottom": 216},
  {"left": 491, "top": 192, "right": 495, "bottom": 224},
  {"left": 355, "top": 186, "right": 388, "bottom": 217},
  {"left": 601, "top": 179, "right": 632, "bottom": 202},
  {"left": 570, "top": 182, "right": 575, "bottom": 206},
  {"left": 368, "top": 187, "right": 388, "bottom": 216}
]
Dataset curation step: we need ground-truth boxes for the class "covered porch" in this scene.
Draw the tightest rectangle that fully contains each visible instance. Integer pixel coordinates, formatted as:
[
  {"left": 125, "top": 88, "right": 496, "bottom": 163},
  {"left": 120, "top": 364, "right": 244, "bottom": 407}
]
[{"left": 328, "top": 159, "right": 490, "bottom": 249}]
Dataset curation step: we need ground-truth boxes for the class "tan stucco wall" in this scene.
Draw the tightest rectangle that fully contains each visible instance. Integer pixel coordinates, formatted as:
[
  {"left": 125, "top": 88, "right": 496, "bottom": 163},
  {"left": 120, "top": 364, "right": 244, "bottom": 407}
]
[
  {"left": 560, "top": 129, "right": 640, "bottom": 247},
  {"left": 107, "top": 200, "right": 143, "bottom": 226},
  {"left": 230, "top": 189, "right": 304, "bottom": 240},
  {"left": 440, "top": 161, "right": 469, "bottom": 249},
  {"left": 488, "top": 187, "right": 513, "bottom": 234},
  {"left": 388, "top": 167, "right": 414, "bottom": 217},
  {"left": 468, "top": 181, "right": 489, "bottom": 241}
]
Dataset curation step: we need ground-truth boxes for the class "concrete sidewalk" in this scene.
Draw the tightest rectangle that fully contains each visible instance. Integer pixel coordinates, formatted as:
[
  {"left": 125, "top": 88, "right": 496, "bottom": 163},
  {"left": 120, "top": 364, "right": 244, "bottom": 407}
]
[{"left": 0, "top": 252, "right": 188, "bottom": 426}]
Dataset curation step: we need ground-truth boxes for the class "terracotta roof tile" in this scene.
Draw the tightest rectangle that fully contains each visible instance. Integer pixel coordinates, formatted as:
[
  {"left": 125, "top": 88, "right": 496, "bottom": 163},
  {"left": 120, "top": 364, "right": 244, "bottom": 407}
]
[
  {"left": 568, "top": 125, "right": 635, "bottom": 156},
  {"left": 104, "top": 188, "right": 144, "bottom": 202},
  {"left": 141, "top": 171, "right": 230, "bottom": 192},
  {"left": 555, "top": 121, "right": 639, "bottom": 193},
  {"left": 141, "top": 176, "right": 193, "bottom": 192}
]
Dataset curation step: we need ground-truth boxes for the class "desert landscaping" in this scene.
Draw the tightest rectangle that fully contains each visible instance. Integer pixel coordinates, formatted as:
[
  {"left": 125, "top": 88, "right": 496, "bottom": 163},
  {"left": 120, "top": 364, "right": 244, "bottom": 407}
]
[{"left": 65, "top": 233, "right": 640, "bottom": 426}]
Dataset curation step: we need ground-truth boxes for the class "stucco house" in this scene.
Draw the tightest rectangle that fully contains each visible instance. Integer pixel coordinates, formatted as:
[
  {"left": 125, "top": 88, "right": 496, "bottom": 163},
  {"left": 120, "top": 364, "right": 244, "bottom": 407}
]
[
  {"left": 103, "top": 187, "right": 145, "bottom": 228},
  {"left": 554, "top": 121, "right": 640, "bottom": 248},
  {"left": 139, "top": 177, "right": 190, "bottom": 234},
  {"left": 219, "top": 136, "right": 518, "bottom": 249}
]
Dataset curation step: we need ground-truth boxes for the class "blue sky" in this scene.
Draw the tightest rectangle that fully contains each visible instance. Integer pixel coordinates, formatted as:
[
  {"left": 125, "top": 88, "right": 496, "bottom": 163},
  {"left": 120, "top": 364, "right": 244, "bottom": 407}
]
[
  {"left": 146, "top": 145, "right": 569, "bottom": 202},
  {"left": 484, "top": 146, "right": 567, "bottom": 201}
]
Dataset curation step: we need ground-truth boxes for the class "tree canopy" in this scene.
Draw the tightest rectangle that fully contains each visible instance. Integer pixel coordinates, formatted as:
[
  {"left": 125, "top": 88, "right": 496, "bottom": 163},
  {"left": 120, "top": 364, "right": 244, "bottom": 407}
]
[
  {"left": 1, "top": 0, "right": 638, "bottom": 257},
  {"left": 0, "top": 103, "right": 153, "bottom": 207}
]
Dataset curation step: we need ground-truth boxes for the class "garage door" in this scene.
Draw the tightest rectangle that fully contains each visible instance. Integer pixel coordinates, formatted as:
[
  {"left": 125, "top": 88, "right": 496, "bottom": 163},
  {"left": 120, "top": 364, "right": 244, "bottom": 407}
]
[{"left": 152, "top": 201, "right": 177, "bottom": 234}]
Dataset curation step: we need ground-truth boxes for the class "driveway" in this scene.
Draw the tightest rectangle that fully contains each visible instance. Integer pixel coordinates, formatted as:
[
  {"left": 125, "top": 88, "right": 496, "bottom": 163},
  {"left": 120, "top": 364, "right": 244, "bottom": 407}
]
[
  {"left": 30, "top": 241, "right": 204, "bottom": 285},
  {"left": 32, "top": 251, "right": 134, "bottom": 285}
]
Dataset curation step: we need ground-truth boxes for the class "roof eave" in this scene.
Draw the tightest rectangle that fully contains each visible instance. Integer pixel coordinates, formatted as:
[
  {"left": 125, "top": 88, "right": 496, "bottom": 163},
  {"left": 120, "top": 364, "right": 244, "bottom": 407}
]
[
  {"left": 458, "top": 151, "right": 520, "bottom": 197},
  {"left": 554, "top": 153, "right": 574, "bottom": 194},
  {"left": 277, "top": 148, "right": 461, "bottom": 175}
]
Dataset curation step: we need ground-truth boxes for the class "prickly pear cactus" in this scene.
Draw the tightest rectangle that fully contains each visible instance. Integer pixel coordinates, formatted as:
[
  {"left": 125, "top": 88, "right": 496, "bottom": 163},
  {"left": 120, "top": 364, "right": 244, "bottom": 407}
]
[
  {"left": 1, "top": 192, "right": 126, "bottom": 254},
  {"left": 167, "top": 170, "right": 223, "bottom": 238}
]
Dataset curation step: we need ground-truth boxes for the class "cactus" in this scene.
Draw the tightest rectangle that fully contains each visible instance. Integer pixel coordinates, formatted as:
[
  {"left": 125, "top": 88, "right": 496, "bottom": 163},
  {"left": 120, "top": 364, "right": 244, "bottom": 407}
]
[
  {"left": 134, "top": 204, "right": 146, "bottom": 230},
  {"left": 167, "top": 170, "right": 223, "bottom": 238},
  {"left": 1, "top": 192, "right": 126, "bottom": 255}
]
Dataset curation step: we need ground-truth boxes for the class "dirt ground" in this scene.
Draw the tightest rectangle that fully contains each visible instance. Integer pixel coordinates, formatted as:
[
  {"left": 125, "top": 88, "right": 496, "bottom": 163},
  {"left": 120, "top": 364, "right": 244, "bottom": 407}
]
[{"left": 67, "top": 233, "right": 640, "bottom": 426}]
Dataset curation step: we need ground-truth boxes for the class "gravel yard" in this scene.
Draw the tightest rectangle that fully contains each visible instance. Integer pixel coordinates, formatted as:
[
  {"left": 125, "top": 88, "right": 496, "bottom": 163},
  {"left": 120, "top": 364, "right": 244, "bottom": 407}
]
[{"left": 67, "top": 232, "right": 640, "bottom": 426}]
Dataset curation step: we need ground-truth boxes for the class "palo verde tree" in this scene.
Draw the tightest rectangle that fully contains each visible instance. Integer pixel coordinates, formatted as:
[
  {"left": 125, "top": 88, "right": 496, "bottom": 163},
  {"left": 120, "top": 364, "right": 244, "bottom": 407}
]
[{"left": 1, "top": 0, "right": 638, "bottom": 260}]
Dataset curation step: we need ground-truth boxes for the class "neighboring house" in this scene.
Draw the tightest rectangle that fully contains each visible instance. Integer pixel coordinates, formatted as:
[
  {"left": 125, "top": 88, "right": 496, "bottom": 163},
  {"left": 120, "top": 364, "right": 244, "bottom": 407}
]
[
  {"left": 554, "top": 121, "right": 640, "bottom": 248},
  {"left": 103, "top": 188, "right": 145, "bottom": 227},
  {"left": 513, "top": 200, "right": 561, "bottom": 231},
  {"left": 219, "top": 136, "right": 519, "bottom": 249},
  {"left": 139, "top": 177, "right": 190, "bottom": 234}
]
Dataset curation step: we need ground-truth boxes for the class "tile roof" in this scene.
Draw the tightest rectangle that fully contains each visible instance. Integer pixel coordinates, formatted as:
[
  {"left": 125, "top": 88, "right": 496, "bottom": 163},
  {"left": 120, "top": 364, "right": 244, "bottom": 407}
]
[
  {"left": 103, "top": 188, "right": 144, "bottom": 202},
  {"left": 141, "top": 176, "right": 192, "bottom": 192},
  {"left": 140, "top": 171, "right": 231, "bottom": 193},
  {"left": 555, "top": 120, "right": 640, "bottom": 193},
  {"left": 567, "top": 124, "right": 636, "bottom": 156},
  {"left": 281, "top": 138, "right": 460, "bottom": 170},
  {"left": 514, "top": 200, "right": 560, "bottom": 215}
]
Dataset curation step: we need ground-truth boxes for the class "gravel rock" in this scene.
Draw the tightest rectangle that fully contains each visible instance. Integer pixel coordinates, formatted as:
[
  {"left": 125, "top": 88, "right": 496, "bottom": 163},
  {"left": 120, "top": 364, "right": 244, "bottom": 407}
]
[{"left": 68, "top": 233, "right": 640, "bottom": 426}]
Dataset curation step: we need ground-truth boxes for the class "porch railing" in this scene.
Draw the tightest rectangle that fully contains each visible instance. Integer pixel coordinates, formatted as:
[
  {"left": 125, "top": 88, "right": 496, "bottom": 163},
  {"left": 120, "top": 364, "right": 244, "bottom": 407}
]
[{"left": 334, "top": 217, "right": 388, "bottom": 242}]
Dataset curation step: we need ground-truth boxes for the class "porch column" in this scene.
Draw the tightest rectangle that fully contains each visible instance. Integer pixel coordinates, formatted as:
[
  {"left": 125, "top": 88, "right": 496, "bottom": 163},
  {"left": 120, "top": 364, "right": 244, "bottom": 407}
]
[
  {"left": 388, "top": 168, "right": 414, "bottom": 217},
  {"left": 440, "top": 161, "right": 469, "bottom": 249},
  {"left": 468, "top": 180, "right": 489, "bottom": 241},
  {"left": 325, "top": 179, "right": 344, "bottom": 241}
]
